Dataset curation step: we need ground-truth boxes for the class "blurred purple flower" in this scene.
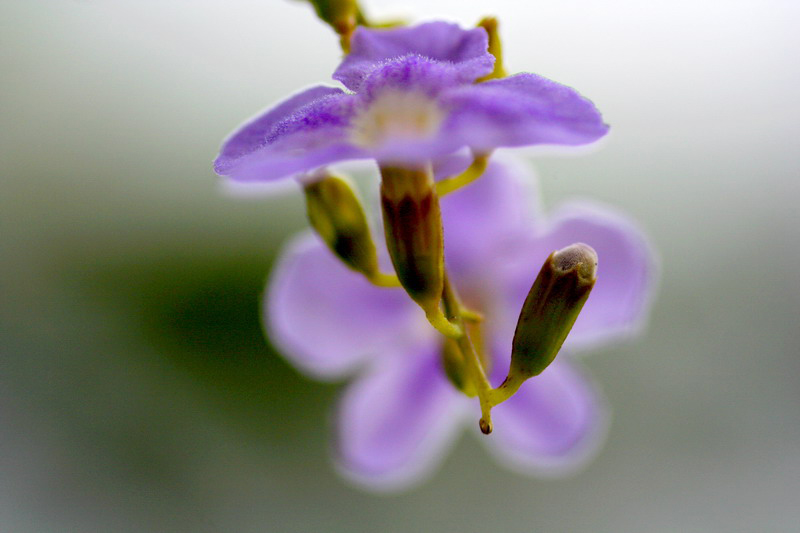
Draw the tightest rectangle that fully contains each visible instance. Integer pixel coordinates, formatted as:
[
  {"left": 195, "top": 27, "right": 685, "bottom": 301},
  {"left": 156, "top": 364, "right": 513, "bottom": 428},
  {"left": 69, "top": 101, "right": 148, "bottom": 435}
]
[
  {"left": 266, "top": 156, "right": 656, "bottom": 491},
  {"left": 214, "top": 22, "right": 608, "bottom": 183}
]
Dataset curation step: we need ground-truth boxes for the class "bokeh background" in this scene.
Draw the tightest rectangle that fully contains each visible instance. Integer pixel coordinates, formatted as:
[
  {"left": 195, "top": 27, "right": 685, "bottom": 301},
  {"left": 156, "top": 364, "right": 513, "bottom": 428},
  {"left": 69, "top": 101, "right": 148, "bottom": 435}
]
[{"left": 2, "top": 1, "right": 799, "bottom": 531}]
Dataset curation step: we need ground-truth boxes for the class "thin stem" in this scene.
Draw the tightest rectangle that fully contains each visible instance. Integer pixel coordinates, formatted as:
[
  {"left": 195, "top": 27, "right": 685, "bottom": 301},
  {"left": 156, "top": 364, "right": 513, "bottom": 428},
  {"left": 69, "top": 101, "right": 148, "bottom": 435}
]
[
  {"left": 460, "top": 308, "right": 483, "bottom": 323},
  {"left": 442, "top": 271, "right": 495, "bottom": 433},
  {"left": 426, "top": 307, "right": 463, "bottom": 338},
  {"left": 339, "top": 33, "right": 352, "bottom": 53},
  {"left": 366, "top": 272, "right": 402, "bottom": 288},
  {"left": 486, "top": 374, "right": 525, "bottom": 408},
  {"left": 476, "top": 17, "right": 508, "bottom": 81},
  {"left": 435, "top": 153, "right": 491, "bottom": 197}
]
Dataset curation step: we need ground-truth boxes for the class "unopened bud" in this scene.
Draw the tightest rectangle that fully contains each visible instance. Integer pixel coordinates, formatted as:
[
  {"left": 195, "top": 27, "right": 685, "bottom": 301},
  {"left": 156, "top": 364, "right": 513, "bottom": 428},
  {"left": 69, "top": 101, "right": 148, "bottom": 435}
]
[
  {"left": 508, "top": 243, "right": 597, "bottom": 380},
  {"left": 379, "top": 165, "right": 444, "bottom": 309},
  {"left": 380, "top": 165, "right": 460, "bottom": 337},
  {"left": 305, "top": 0, "right": 358, "bottom": 43},
  {"left": 304, "top": 173, "right": 381, "bottom": 280}
]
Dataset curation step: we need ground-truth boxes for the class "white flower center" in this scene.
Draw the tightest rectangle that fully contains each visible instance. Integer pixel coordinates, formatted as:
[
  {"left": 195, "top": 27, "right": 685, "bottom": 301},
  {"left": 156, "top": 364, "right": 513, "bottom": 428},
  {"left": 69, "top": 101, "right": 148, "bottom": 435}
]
[{"left": 350, "top": 91, "right": 444, "bottom": 148}]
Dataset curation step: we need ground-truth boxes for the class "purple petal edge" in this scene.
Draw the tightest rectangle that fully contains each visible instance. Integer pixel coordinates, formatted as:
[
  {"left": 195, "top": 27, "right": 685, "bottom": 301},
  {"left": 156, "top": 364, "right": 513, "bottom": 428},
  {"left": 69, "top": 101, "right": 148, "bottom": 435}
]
[
  {"left": 335, "top": 344, "right": 468, "bottom": 491},
  {"left": 266, "top": 232, "right": 418, "bottom": 380},
  {"left": 334, "top": 21, "right": 494, "bottom": 91},
  {"left": 442, "top": 73, "right": 609, "bottom": 151},
  {"left": 214, "top": 85, "right": 345, "bottom": 176}
]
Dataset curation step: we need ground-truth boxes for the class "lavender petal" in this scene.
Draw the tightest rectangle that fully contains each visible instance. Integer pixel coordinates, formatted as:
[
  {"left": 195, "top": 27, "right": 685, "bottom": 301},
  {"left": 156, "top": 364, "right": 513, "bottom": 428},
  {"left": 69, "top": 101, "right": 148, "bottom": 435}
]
[
  {"left": 483, "top": 357, "right": 609, "bottom": 476},
  {"left": 440, "top": 155, "right": 540, "bottom": 278},
  {"left": 441, "top": 73, "right": 609, "bottom": 151},
  {"left": 266, "top": 233, "right": 419, "bottom": 380},
  {"left": 215, "top": 89, "right": 366, "bottom": 182},
  {"left": 336, "top": 341, "right": 467, "bottom": 491},
  {"left": 334, "top": 21, "right": 494, "bottom": 91}
]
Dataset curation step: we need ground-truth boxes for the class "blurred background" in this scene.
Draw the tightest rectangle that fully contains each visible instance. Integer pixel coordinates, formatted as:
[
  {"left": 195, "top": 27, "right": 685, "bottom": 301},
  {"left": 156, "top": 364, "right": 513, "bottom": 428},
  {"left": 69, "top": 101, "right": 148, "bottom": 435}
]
[{"left": 2, "top": 0, "right": 798, "bottom": 531}]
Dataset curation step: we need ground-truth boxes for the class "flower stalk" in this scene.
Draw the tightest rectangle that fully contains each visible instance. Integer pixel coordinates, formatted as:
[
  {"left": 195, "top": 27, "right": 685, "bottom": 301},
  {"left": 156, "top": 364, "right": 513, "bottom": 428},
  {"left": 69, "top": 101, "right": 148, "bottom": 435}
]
[
  {"left": 435, "top": 152, "right": 492, "bottom": 197},
  {"left": 441, "top": 272, "right": 496, "bottom": 434},
  {"left": 476, "top": 17, "right": 508, "bottom": 81}
]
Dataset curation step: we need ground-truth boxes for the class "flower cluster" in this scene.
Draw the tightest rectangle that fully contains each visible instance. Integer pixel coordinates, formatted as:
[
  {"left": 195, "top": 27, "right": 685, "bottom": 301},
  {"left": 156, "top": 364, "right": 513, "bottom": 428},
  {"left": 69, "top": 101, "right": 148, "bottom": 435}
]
[{"left": 214, "top": 3, "right": 655, "bottom": 491}]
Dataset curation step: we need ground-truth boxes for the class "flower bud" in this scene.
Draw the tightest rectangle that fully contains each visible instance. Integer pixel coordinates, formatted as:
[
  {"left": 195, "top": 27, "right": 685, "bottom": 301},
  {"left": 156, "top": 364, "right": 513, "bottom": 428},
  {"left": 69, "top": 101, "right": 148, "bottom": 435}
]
[
  {"left": 304, "top": 173, "right": 381, "bottom": 280},
  {"left": 508, "top": 243, "right": 597, "bottom": 380},
  {"left": 379, "top": 165, "right": 443, "bottom": 307},
  {"left": 305, "top": 0, "right": 359, "bottom": 44}
]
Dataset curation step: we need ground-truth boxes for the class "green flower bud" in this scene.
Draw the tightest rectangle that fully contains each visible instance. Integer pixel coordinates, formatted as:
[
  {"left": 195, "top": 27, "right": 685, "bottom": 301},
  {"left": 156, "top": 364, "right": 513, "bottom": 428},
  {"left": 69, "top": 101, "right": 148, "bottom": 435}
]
[
  {"left": 509, "top": 243, "right": 598, "bottom": 380},
  {"left": 380, "top": 165, "right": 460, "bottom": 337},
  {"left": 304, "top": 173, "right": 382, "bottom": 281},
  {"left": 304, "top": 0, "right": 359, "bottom": 45},
  {"left": 379, "top": 165, "right": 443, "bottom": 307}
]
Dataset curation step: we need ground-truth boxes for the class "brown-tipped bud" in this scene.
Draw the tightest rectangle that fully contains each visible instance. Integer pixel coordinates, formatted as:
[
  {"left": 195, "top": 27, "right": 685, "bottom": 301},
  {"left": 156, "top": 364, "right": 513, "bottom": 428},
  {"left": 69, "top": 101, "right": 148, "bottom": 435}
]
[
  {"left": 379, "top": 165, "right": 444, "bottom": 312},
  {"left": 304, "top": 174, "right": 381, "bottom": 279},
  {"left": 508, "top": 243, "right": 598, "bottom": 380}
]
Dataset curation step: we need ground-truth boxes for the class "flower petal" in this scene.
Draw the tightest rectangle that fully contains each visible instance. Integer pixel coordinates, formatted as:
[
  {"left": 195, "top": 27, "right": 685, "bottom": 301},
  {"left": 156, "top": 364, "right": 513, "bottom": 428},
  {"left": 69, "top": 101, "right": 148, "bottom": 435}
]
[
  {"left": 334, "top": 21, "right": 494, "bottom": 91},
  {"left": 359, "top": 54, "right": 465, "bottom": 98},
  {"left": 215, "top": 86, "right": 344, "bottom": 175},
  {"left": 441, "top": 73, "right": 609, "bottom": 151},
  {"left": 216, "top": 88, "right": 368, "bottom": 182},
  {"left": 440, "top": 156, "right": 540, "bottom": 277},
  {"left": 482, "top": 357, "right": 609, "bottom": 476},
  {"left": 266, "top": 233, "right": 420, "bottom": 380},
  {"left": 336, "top": 341, "right": 467, "bottom": 491},
  {"left": 538, "top": 202, "right": 658, "bottom": 350}
]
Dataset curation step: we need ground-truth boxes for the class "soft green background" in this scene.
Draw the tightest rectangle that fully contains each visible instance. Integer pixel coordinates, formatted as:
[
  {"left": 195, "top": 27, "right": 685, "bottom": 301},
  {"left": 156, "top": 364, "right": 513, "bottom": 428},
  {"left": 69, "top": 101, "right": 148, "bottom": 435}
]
[{"left": 2, "top": 1, "right": 798, "bottom": 531}]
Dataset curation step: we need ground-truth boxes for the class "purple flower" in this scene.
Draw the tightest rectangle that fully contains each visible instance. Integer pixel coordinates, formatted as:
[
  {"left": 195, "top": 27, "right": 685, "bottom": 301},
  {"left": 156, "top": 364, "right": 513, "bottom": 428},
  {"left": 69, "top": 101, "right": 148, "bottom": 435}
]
[
  {"left": 266, "top": 156, "right": 656, "bottom": 491},
  {"left": 214, "top": 21, "right": 608, "bottom": 183}
]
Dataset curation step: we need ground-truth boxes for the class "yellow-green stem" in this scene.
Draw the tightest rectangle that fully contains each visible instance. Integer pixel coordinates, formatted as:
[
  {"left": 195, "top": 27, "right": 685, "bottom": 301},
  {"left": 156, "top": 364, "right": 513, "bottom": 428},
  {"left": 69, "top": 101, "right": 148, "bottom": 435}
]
[
  {"left": 426, "top": 307, "right": 463, "bottom": 338},
  {"left": 442, "top": 272, "right": 495, "bottom": 433},
  {"left": 486, "top": 373, "right": 525, "bottom": 407},
  {"left": 435, "top": 153, "right": 491, "bottom": 197},
  {"left": 476, "top": 17, "right": 508, "bottom": 81},
  {"left": 339, "top": 33, "right": 352, "bottom": 53},
  {"left": 367, "top": 272, "right": 401, "bottom": 287}
]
